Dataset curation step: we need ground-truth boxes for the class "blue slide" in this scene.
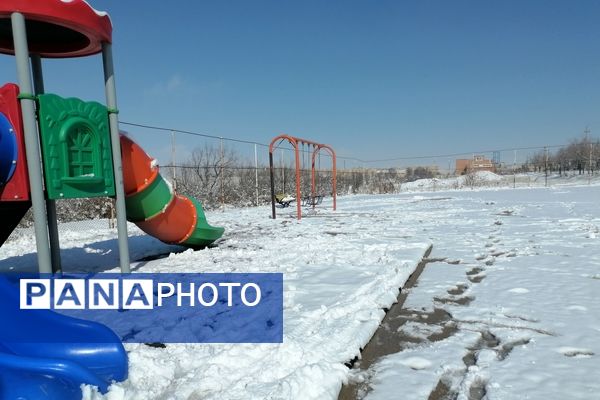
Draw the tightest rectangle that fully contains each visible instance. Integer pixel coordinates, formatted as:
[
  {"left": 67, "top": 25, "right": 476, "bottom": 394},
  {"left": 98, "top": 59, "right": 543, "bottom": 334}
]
[{"left": 0, "top": 276, "right": 128, "bottom": 399}]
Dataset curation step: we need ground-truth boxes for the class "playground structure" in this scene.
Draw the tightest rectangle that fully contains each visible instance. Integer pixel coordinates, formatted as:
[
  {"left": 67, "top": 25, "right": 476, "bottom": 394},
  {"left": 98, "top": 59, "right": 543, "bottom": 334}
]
[
  {"left": 0, "top": 0, "right": 223, "bottom": 397},
  {"left": 269, "top": 134, "right": 336, "bottom": 220},
  {"left": 0, "top": 0, "right": 129, "bottom": 275},
  {"left": 0, "top": 1, "right": 224, "bottom": 276}
]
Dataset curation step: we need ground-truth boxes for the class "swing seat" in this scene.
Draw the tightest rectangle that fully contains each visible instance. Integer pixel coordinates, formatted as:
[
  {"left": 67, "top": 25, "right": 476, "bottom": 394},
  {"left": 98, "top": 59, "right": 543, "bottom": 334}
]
[
  {"left": 301, "top": 195, "right": 323, "bottom": 206},
  {"left": 275, "top": 193, "right": 295, "bottom": 208}
]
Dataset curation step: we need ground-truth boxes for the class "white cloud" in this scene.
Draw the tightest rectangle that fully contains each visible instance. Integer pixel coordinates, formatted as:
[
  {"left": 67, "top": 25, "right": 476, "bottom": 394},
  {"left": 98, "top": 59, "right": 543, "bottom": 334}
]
[
  {"left": 166, "top": 75, "right": 183, "bottom": 92},
  {"left": 146, "top": 73, "right": 186, "bottom": 96}
]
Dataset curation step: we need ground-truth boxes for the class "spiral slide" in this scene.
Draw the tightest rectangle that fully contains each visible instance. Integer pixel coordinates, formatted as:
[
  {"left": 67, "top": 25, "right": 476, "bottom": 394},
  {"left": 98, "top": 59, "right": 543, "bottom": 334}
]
[{"left": 120, "top": 135, "right": 224, "bottom": 248}]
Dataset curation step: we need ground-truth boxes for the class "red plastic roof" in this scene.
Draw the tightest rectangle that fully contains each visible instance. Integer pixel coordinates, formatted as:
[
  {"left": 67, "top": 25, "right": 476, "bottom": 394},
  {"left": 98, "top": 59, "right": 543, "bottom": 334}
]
[{"left": 0, "top": 0, "right": 112, "bottom": 58}]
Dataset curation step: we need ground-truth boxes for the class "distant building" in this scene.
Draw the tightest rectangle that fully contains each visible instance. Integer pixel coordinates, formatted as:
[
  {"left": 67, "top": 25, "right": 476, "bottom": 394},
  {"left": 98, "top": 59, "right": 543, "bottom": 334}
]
[
  {"left": 455, "top": 155, "right": 496, "bottom": 175},
  {"left": 426, "top": 165, "right": 440, "bottom": 175}
]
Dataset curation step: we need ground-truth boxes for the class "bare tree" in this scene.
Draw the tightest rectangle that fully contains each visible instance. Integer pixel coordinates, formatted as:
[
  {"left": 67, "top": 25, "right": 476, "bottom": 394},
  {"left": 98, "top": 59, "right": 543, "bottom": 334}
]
[{"left": 178, "top": 143, "right": 238, "bottom": 208}]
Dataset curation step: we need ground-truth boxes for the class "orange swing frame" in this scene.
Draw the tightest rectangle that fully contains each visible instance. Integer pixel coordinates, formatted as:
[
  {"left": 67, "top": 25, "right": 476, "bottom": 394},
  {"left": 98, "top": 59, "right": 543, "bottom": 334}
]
[{"left": 269, "top": 134, "right": 336, "bottom": 220}]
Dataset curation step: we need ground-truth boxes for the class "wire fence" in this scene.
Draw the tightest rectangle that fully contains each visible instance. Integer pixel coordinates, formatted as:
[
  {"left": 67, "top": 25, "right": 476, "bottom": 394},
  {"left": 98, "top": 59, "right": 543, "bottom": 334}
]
[{"left": 5, "top": 120, "right": 600, "bottom": 243}]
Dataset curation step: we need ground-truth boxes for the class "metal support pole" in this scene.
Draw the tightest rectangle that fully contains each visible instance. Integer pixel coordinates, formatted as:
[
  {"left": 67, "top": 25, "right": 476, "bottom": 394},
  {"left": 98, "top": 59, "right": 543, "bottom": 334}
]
[
  {"left": 281, "top": 151, "right": 285, "bottom": 194},
  {"left": 294, "top": 143, "right": 302, "bottom": 220},
  {"left": 254, "top": 143, "right": 259, "bottom": 206},
  {"left": 102, "top": 42, "right": 130, "bottom": 273},
  {"left": 513, "top": 150, "right": 516, "bottom": 189},
  {"left": 31, "top": 54, "right": 62, "bottom": 273},
  {"left": 11, "top": 13, "right": 52, "bottom": 274},
  {"left": 589, "top": 142, "right": 593, "bottom": 185},
  {"left": 171, "top": 130, "right": 177, "bottom": 191},
  {"left": 311, "top": 147, "right": 316, "bottom": 209},
  {"left": 544, "top": 146, "right": 548, "bottom": 187},
  {"left": 269, "top": 152, "right": 276, "bottom": 219},
  {"left": 332, "top": 151, "right": 337, "bottom": 211},
  {"left": 220, "top": 137, "right": 224, "bottom": 211}
]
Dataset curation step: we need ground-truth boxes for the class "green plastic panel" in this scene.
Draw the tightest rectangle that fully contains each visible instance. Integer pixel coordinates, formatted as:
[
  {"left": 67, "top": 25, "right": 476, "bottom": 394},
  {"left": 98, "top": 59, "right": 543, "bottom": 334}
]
[
  {"left": 125, "top": 174, "right": 173, "bottom": 222},
  {"left": 37, "top": 94, "right": 115, "bottom": 199},
  {"left": 182, "top": 197, "right": 225, "bottom": 248}
]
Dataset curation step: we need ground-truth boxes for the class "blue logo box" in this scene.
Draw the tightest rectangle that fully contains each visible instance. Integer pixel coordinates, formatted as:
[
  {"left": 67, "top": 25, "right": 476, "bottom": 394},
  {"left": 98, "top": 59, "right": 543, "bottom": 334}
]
[{"left": 3, "top": 273, "right": 283, "bottom": 344}]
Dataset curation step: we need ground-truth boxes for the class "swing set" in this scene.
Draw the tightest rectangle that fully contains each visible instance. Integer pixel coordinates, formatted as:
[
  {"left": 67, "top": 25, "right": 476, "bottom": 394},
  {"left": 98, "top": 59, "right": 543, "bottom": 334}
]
[{"left": 269, "top": 134, "right": 336, "bottom": 220}]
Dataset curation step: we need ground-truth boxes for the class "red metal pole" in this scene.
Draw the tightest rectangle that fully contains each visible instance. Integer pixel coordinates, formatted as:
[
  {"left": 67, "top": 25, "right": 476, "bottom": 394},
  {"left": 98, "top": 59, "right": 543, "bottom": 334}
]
[
  {"left": 293, "top": 139, "right": 301, "bottom": 220},
  {"left": 332, "top": 149, "right": 337, "bottom": 211},
  {"left": 311, "top": 145, "right": 317, "bottom": 209}
]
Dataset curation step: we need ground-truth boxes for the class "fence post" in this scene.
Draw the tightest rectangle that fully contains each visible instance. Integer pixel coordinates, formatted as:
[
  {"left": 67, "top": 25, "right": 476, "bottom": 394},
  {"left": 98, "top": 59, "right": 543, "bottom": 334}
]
[
  {"left": 589, "top": 142, "right": 593, "bottom": 185},
  {"left": 513, "top": 150, "right": 516, "bottom": 189},
  {"left": 544, "top": 146, "right": 548, "bottom": 187},
  {"left": 220, "top": 137, "right": 224, "bottom": 211},
  {"left": 109, "top": 201, "right": 115, "bottom": 229},
  {"left": 281, "top": 151, "right": 285, "bottom": 194},
  {"left": 254, "top": 143, "right": 259, "bottom": 206},
  {"left": 171, "top": 130, "right": 177, "bottom": 191},
  {"left": 269, "top": 152, "right": 276, "bottom": 219}
]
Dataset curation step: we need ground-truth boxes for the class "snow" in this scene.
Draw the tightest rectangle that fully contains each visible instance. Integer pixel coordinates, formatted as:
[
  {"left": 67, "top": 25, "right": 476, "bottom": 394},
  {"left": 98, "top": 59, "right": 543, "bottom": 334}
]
[
  {"left": 396, "top": 357, "right": 432, "bottom": 370},
  {"left": 2, "top": 175, "right": 600, "bottom": 399},
  {"left": 60, "top": 0, "right": 110, "bottom": 18},
  {"left": 401, "top": 171, "right": 600, "bottom": 192},
  {"left": 351, "top": 184, "right": 600, "bottom": 400},
  {"left": 0, "top": 196, "right": 430, "bottom": 399},
  {"left": 401, "top": 170, "right": 505, "bottom": 191}
]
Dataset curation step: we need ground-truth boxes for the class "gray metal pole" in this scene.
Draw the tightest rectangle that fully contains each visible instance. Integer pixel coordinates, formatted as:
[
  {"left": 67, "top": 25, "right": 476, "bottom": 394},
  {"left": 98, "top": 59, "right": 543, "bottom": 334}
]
[
  {"left": 269, "top": 152, "right": 276, "bottom": 219},
  {"left": 101, "top": 42, "right": 130, "bottom": 273},
  {"left": 171, "top": 130, "right": 177, "bottom": 191},
  {"left": 281, "top": 151, "right": 285, "bottom": 193},
  {"left": 544, "top": 147, "right": 548, "bottom": 188},
  {"left": 30, "top": 54, "right": 62, "bottom": 273},
  {"left": 11, "top": 13, "right": 52, "bottom": 274},
  {"left": 254, "top": 143, "right": 259, "bottom": 206},
  {"left": 220, "top": 137, "right": 224, "bottom": 211},
  {"left": 513, "top": 150, "right": 517, "bottom": 189}
]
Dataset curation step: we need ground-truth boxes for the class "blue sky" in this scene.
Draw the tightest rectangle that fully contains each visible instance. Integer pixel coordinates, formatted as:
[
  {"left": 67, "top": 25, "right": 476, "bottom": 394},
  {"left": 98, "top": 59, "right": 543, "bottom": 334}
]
[{"left": 1, "top": 0, "right": 599, "bottom": 167}]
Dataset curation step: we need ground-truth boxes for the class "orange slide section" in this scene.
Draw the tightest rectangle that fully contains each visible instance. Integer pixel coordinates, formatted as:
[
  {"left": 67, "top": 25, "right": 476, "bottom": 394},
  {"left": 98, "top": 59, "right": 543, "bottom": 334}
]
[{"left": 120, "top": 135, "right": 224, "bottom": 248}]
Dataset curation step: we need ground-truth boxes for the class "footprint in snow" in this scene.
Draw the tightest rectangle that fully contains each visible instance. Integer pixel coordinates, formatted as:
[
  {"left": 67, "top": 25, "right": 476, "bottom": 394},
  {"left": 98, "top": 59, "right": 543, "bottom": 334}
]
[
  {"left": 508, "top": 288, "right": 529, "bottom": 294},
  {"left": 398, "top": 357, "right": 432, "bottom": 370},
  {"left": 557, "top": 347, "right": 595, "bottom": 358}
]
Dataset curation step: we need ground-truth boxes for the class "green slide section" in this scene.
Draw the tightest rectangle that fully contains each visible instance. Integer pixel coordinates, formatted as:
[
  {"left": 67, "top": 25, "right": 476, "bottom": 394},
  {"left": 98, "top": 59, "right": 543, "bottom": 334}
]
[
  {"left": 182, "top": 198, "right": 226, "bottom": 248},
  {"left": 125, "top": 174, "right": 173, "bottom": 222}
]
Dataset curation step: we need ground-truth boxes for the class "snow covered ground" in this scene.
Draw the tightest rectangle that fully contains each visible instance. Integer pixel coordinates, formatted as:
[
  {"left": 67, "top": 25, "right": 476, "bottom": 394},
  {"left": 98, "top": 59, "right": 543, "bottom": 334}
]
[
  {"left": 346, "top": 184, "right": 600, "bottom": 399},
  {"left": 400, "top": 171, "right": 600, "bottom": 192},
  {"left": 1, "top": 195, "right": 430, "bottom": 399},
  {"left": 1, "top": 173, "right": 599, "bottom": 399}
]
